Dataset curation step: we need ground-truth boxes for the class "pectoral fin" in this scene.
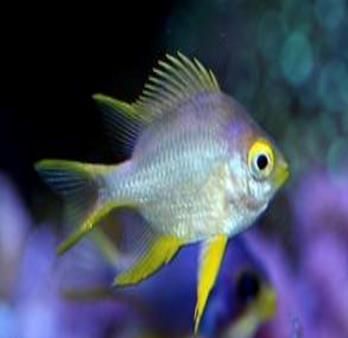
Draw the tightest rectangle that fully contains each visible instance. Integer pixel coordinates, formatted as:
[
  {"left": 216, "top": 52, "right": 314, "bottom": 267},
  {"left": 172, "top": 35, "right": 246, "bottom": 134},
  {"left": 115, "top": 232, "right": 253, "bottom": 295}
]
[
  {"left": 114, "top": 235, "right": 183, "bottom": 286},
  {"left": 194, "top": 235, "right": 228, "bottom": 333}
]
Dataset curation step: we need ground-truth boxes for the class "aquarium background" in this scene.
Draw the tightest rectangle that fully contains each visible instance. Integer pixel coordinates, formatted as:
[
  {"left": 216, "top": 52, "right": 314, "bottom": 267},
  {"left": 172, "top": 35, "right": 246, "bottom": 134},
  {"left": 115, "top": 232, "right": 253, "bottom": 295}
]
[{"left": 1, "top": 0, "right": 348, "bottom": 337}]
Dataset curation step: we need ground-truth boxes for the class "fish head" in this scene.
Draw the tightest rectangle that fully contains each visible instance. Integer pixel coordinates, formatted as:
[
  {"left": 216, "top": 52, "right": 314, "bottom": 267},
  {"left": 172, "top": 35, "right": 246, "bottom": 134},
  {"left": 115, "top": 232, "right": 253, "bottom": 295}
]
[{"left": 224, "top": 96, "right": 289, "bottom": 214}]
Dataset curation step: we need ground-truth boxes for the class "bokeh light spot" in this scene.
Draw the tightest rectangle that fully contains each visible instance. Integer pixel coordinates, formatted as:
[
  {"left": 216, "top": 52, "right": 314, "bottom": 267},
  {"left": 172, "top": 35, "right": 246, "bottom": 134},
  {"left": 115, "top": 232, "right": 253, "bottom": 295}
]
[
  {"left": 315, "top": 0, "right": 346, "bottom": 32},
  {"left": 318, "top": 60, "right": 348, "bottom": 112},
  {"left": 281, "top": 32, "right": 313, "bottom": 86}
]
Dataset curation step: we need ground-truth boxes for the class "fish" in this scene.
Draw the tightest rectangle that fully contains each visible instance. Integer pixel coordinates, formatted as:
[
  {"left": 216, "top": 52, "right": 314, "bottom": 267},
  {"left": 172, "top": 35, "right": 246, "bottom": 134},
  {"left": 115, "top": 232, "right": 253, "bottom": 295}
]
[{"left": 35, "top": 52, "right": 289, "bottom": 333}]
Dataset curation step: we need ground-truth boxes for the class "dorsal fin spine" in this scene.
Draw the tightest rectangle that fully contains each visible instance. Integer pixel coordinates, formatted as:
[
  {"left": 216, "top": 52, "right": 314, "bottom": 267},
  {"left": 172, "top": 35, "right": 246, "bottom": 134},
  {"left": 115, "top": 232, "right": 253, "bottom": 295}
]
[
  {"left": 158, "top": 60, "right": 192, "bottom": 89},
  {"left": 133, "top": 52, "right": 220, "bottom": 121},
  {"left": 194, "top": 58, "right": 215, "bottom": 90},
  {"left": 136, "top": 95, "right": 162, "bottom": 116},
  {"left": 178, "top": 52, "right": 207, "bottom": 89},
  {"left": 148, "top": 75, "right": 184, "bottom": 101},
  {"left": 166, "top": 54, "right": 201, "bottom": 92},
  {"left": 209, "top": 69, "right": 220, "bottom": 90},
  {"left": 93, "top": 53, "right": 220, "bottom": 157},
  {"left": 142, "top": 89, "right": 172, "bottom": 109},
  {"left": 152, "top": 67, "right": 187, "bottom": 97},
  {"left": 143, "top": 83, "right": 177, "bottom": 106}
]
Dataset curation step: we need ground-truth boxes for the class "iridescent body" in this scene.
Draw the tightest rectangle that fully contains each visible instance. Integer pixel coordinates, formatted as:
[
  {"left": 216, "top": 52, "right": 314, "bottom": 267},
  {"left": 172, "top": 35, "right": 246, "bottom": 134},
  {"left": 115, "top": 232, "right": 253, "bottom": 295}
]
[
  {"left": 104, "top": 93, "right": 282, "bottom": 241},
  {"left": 35, "top": 53, "right": 289, "bottom": 333}
]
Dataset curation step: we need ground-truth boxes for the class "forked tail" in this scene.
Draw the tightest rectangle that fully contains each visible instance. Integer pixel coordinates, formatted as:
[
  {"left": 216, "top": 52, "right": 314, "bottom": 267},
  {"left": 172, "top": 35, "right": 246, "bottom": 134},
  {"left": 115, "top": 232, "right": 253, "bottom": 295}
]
[{"left": 35, "top": 160, "right": 127, "bottom": 255}]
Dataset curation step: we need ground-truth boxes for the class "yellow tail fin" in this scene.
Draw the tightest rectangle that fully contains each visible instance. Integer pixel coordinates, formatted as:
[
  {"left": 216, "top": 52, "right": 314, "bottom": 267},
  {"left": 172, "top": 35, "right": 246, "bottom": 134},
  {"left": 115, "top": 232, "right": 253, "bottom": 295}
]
[{"left": 35, "top": 160, "right": 123, "bottom": 255}]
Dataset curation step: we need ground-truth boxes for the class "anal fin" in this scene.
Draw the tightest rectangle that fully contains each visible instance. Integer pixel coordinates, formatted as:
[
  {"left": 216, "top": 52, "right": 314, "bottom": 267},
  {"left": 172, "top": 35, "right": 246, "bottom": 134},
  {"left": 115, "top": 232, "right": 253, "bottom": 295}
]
[
  {"left": 113, "top": 235, "right": 183, "bottom": 286},
  {"left": 194, "top": 235, "right": 228, "bottom": 333},
  {"left": 57, "top": 203, "right": 117, "bottom": 255}
]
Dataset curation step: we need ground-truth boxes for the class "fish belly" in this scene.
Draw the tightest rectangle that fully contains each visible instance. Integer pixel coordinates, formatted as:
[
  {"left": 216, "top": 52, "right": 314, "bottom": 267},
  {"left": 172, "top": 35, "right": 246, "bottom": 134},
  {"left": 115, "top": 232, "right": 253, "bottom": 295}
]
[
  {"left": 136, "top": 159, "right": 232, "bottom": 242},
  {"left": 140, "top": 192, "right": 226, "bottom": 241}
]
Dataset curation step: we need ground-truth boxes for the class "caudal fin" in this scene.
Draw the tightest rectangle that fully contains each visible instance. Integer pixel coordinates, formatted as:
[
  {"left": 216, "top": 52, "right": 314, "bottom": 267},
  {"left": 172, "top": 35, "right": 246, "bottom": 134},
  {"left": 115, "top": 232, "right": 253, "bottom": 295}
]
[{"left": 35, "top": 160, "right": 118, "bottom": 255}]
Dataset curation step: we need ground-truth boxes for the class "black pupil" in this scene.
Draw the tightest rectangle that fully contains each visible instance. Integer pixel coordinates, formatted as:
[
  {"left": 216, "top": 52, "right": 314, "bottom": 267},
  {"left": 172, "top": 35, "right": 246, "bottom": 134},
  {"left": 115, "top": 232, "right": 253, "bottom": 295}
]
[
  {"left": 257, "top": 154, "right": 268, "bottom": 170},
  {"left": 237, "top": 271, "right": 261, "bottom": 303}
]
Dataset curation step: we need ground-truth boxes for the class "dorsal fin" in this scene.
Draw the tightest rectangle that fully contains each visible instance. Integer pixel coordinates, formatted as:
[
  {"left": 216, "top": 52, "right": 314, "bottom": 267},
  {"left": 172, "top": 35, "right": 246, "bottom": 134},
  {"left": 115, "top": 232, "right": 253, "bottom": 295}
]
[
  {"left": 93, "top": 94, "right": 144, "bottom": 157},
  {"left": 93, "top": 52, "right": 220, "bottom": 156},
  {"left": 133, "top": 52, "right": 220, "bottom": 119}
]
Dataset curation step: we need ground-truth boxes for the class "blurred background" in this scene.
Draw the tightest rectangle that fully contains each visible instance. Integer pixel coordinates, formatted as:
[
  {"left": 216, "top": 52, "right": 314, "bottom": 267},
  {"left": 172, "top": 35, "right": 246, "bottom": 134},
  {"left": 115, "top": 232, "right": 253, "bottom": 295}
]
[{"left": 1, "top": 0, "right": 348, "bottom": 337}]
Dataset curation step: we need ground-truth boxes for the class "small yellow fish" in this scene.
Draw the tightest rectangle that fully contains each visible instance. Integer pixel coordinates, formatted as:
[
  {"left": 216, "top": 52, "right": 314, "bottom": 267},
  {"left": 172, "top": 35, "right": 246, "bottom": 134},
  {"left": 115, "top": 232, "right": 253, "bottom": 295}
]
[{"left": 35, "top": 52, "right": 289, "bottom": 333}]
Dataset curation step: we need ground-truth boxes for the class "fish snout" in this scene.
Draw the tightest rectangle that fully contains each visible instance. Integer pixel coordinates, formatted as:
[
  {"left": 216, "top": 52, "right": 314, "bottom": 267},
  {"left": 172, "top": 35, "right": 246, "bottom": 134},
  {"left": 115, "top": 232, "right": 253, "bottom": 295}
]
[{"left": 273, "top": 158, "right": 289, "bottom": 188}]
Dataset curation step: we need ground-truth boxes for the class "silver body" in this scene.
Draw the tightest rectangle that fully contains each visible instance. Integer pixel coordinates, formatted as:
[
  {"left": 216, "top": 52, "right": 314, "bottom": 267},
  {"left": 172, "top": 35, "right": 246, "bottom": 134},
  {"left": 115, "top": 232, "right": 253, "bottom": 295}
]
[{"left": 104, "top": 93, "right": 270, "bottom": 242}]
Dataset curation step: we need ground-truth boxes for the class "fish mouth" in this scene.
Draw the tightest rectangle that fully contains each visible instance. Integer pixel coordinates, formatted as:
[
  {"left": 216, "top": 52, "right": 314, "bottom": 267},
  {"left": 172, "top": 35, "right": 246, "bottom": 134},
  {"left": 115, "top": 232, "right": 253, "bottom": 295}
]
[{"left": 273, "top": 161, "right": 290, "bottom": 188}]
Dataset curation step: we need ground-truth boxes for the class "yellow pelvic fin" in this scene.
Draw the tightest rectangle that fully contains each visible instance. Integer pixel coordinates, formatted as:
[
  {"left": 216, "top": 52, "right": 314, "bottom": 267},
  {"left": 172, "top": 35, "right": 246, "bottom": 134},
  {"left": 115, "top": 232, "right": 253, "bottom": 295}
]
[
  {"left": 114, "top": 235, "right": 183, "bottom": 286},
  {"left": 194, "top": 235, "right": 228, "bottom": 333}
]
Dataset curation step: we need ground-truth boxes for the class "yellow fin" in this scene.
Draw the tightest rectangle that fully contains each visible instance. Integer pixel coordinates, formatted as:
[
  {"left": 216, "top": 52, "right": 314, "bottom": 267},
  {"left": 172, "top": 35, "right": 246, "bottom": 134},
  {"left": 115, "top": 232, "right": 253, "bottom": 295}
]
[
  {"left": 114, "top": 235, "right": 183, "bottom": 286},
  {"left": 194, "top": 235, "right": 228, "bottom": 333},
  {"left": 134, "top": 52, "right": 220, "bottom": 118},
  {"left": 93, "top": 53, "right": 220, "bottom": 157},
  {"left": 93, "top": 53, "right": 220, "bottom": 139},
  {"left": 93, "top": 94, "right": 145, "bottom": 156},
  {"left": 57, "top": 202, "right": 119, "bottom": 255},
  {"left": 35, "top": 159, "right": 129, "bottom": 255},
  {"left": 93, "top": 94, "right": 144, "bottom": 122}
]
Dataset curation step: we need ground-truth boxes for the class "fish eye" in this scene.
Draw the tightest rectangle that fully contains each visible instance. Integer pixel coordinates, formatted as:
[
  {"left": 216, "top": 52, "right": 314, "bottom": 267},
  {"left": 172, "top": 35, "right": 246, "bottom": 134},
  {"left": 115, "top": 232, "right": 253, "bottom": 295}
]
[
  {"left": 248, "top": 139, "right": 274, "bottom": 179},
  {"left": 256, "top": 154, "right": 268, "bottom": 170}
]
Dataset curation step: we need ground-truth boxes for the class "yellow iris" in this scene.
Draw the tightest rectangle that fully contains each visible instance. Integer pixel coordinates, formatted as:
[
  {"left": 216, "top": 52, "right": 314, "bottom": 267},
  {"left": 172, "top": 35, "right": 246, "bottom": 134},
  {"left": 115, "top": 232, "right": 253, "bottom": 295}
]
[{"left": 248, "top": 139, "right": 275, "bottom": 179}]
